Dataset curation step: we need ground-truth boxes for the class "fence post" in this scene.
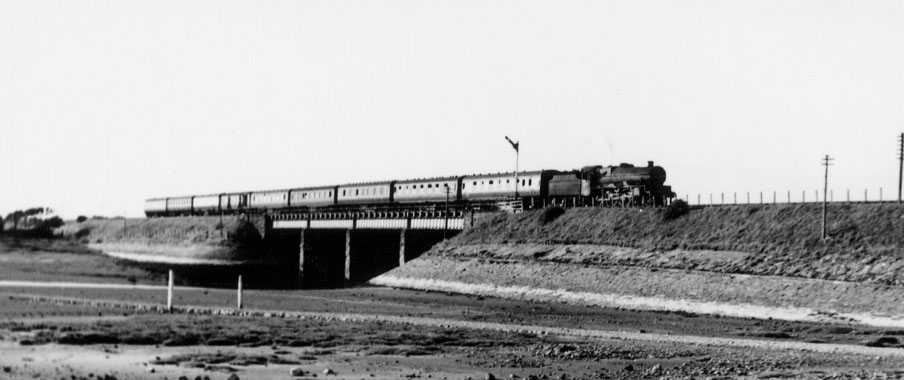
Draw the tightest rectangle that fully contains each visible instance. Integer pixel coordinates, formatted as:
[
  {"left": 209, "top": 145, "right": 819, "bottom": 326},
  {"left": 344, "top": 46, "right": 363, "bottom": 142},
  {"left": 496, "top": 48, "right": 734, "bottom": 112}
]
[
  {"left": 865, "top": 188, "right": 868, "bottom": 202},
  {"left": 846, "top": 189, "right": 850, "bottom": 202},
  {"left": 880, "top": 187, "right": 884, "bottom": 201},
  {"left": 721, "top": 193, "right": 724, "bottom": 204},
  {"left": 237, "top": 275, "right": 243, "bottom": 309},
  {"left": 787, "top": 190, "right": 791, "bottom": 203},
  {"left": 733, "top": 192, "right": 737, "bottom": 205},
  {"left": 709, "top": 193, "right": 713, "bottom": 205},
  {"left": 747, "top": 192, "right": 750, "bottom": 204},
  {"left": 802, "top": 190, "right": 806, "bottom": 203},
  {"left": 697, "top": 194, "right": 701, "bottom": 205},
  {"left": 759, "top": 192, "right": 763, "bottom": 204},
  {"left": 773, "top": 191, "right": 777, "bottom": 204},
  {"left": 166, "top": 270, "right": 174, "bottom": 312}
]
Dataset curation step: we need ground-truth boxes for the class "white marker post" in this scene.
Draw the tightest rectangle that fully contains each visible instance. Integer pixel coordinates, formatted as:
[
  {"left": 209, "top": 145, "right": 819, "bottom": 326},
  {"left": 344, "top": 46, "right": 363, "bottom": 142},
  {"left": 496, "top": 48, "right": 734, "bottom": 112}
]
[
  {"left": 237, "top": 275, "right": 243, "bottom": 309},
  {"left": 166, "top": 269, "right": 174, "bottom": 312}
]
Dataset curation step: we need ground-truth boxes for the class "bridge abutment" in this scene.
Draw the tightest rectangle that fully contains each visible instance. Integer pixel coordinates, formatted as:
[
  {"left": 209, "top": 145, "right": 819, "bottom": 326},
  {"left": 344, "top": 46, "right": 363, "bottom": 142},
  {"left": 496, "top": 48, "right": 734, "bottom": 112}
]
[{"left": 399, "top": 229, "right": 448, "bottom": 264}]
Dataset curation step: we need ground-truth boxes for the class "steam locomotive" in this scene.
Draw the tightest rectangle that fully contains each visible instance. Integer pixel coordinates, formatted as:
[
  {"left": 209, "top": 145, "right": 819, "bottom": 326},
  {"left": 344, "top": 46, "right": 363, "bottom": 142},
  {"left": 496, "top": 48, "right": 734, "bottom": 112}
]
[{"left": 144, "top": 161, "right": 673, "bottom": 217}]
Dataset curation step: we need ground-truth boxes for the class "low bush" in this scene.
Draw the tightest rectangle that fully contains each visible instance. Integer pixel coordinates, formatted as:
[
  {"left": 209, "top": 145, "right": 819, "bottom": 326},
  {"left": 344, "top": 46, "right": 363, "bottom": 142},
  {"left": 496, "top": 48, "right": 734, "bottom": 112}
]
[
  {"left": 537, "top": 206, "right": 566, "bottom": 225},
  {"left": 76, "top": 215, "right": 87, "bottom": 223},
  {"left": 662, "top": 199, "right": 690, "bottom": 221},
  {"left": 74, "top": 226, "right": 92, "bottom": 239}
]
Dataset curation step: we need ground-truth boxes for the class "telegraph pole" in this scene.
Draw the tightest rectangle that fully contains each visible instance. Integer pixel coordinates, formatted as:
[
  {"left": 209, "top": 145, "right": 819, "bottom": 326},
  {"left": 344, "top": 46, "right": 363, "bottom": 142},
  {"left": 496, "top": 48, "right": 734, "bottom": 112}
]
[
  {"left": 898, "top": 133, "right": 903, "bottom": 203},
  {"left": 821, "top": 155, "right": 834, "bottom": 240}
]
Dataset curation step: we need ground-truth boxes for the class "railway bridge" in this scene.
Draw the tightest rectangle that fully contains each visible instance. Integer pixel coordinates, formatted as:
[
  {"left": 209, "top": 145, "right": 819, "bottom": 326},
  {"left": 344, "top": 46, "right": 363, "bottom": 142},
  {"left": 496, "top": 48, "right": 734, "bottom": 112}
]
[{"left": 262, "top": 209, "right": 475, "bottom": 288}]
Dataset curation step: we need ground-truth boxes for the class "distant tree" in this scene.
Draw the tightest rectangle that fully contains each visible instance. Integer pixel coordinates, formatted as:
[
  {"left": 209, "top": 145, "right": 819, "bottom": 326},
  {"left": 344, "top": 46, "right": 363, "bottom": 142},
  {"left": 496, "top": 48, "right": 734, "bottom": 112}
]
[
  {"left": 20, "top": 208, "right": 47, "bottom": 229},
  {"left": 33, "top": 216, "right": 64, "bottom": 235},
  {"left": 5, "top": 210, "right": 24, "bottom": 231},
  {"left": 5, "top": 207, "right": 53, "bottom": 232},
  {"left": 76, "top": 215, "right": 88, "bottom": 223}
]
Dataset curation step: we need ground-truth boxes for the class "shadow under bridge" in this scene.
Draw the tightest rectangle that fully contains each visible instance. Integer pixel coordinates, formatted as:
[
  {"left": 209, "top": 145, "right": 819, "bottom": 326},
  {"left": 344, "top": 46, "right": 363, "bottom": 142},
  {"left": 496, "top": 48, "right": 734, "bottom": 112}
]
[{"left": 271, "top": 213, "right": 465, "bottom": 288}]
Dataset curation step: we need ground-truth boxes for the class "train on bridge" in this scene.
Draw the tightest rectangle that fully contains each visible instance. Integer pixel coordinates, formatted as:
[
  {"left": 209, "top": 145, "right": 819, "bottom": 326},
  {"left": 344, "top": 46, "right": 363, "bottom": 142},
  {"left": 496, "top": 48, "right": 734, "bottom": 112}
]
[{"left": 144, "top": 162, "right": 673, "bottom": 217}]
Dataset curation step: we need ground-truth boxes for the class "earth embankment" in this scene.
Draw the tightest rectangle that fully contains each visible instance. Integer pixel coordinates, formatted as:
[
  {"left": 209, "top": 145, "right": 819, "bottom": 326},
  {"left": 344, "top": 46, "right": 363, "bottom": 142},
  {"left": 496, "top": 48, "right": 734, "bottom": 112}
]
[
  {"left": 57, "top": 216, "right": 267, "bottom": 264},
  {"left": 375, "top": 204, "right": 904, "bottom": 326},
  {"left": 445, "top": 203, "right": 904, "bottom": 285}
]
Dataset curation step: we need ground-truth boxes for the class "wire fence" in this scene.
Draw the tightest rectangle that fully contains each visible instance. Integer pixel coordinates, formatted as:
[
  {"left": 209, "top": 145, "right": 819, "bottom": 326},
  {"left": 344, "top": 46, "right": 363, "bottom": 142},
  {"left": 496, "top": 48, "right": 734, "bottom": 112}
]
[{"left": 680, "top": 187, "right": 900, "bottom": 206}]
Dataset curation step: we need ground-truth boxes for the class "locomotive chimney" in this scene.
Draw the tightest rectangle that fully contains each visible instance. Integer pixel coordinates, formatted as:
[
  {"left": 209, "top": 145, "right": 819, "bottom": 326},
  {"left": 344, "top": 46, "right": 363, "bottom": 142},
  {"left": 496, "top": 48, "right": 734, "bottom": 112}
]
[{"left": 647, "top": 161, "right": 654, "bottom": 167}]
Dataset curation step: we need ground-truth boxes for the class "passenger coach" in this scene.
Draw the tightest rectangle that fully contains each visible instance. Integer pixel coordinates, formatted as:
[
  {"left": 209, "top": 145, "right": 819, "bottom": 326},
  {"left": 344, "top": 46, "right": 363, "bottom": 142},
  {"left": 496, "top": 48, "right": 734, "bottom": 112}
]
[
  {"left": 393, "top": 176, "right": 460, "bottom": 204},
  {"left": 144, "top": 161, "right": 673, "bottom": 216}
]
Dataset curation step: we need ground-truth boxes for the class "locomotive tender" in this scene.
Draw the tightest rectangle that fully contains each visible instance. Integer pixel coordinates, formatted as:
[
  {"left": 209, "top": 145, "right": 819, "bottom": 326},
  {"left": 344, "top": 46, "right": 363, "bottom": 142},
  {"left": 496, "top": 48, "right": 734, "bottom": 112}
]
[{"left": 144, "top": 161, "right": 673, "bottom": 217}]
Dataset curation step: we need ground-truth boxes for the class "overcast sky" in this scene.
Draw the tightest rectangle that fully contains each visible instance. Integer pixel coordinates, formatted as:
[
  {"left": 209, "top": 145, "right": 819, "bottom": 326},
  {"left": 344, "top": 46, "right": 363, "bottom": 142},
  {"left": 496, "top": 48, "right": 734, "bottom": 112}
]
[{"left": 2, "top": 0, "right": 903, "bottom": 217}]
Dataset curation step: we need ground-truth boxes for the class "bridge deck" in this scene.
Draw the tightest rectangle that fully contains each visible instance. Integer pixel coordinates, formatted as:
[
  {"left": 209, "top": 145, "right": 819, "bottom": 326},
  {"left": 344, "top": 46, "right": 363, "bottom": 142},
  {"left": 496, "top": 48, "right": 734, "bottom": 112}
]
[{"left": 273, "top": 217, "right": 465, "bottom": 230}]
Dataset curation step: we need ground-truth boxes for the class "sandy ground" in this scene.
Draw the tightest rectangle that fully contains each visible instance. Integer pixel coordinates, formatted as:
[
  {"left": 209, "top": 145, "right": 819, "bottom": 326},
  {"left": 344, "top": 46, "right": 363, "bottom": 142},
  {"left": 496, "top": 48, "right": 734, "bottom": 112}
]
[
  {"left": 9, "top": 282, "right": 904, "bottom": 350},
  {"left": 3, "top": 295, "right": 904, "bottom": 380}
]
